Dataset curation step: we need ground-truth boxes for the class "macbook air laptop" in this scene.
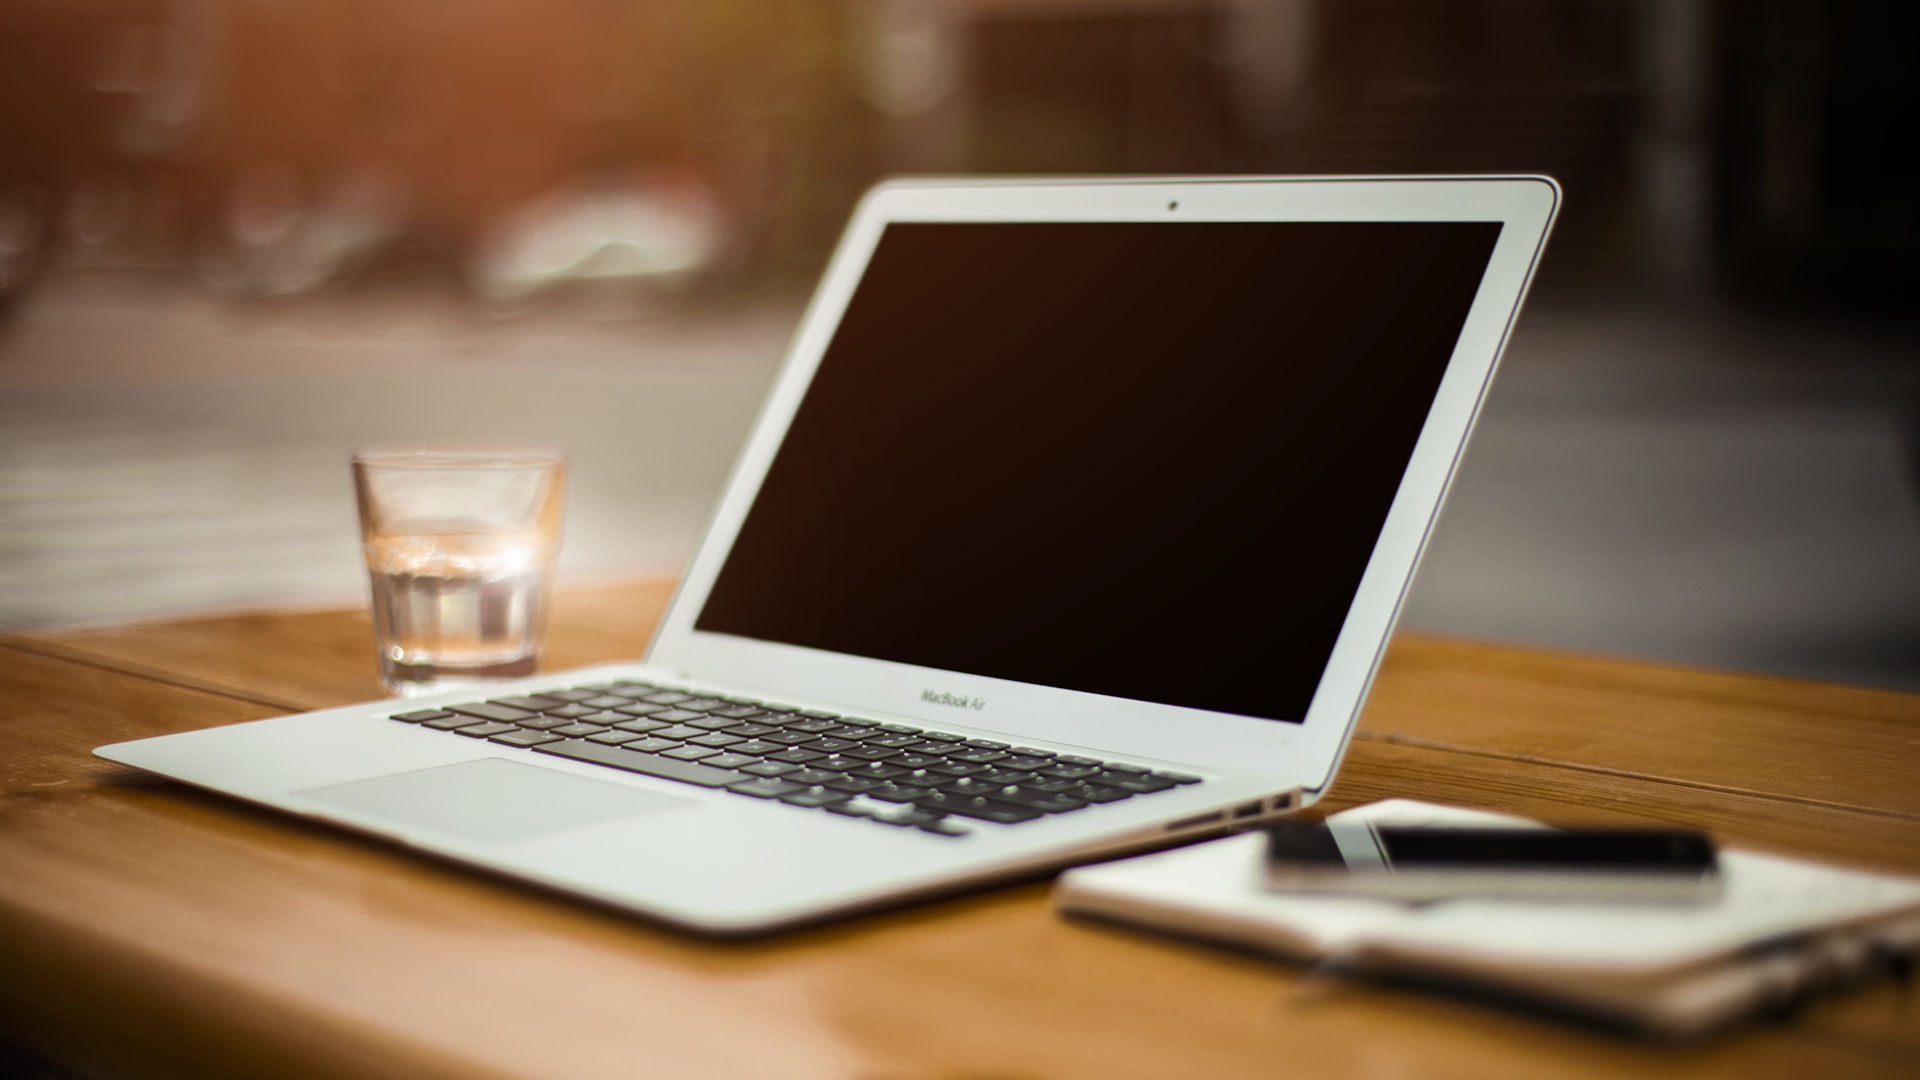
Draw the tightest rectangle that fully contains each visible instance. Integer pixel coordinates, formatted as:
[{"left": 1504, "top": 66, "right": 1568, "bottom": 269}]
[{"left": 97, "top": 175, "right": 1559, "bottom": 933}]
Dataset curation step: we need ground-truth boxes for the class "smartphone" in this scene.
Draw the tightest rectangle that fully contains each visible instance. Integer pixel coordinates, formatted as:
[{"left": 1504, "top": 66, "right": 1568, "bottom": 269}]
[{"left": 1264, "top": 821, "right": 1721, "bottom": 903}]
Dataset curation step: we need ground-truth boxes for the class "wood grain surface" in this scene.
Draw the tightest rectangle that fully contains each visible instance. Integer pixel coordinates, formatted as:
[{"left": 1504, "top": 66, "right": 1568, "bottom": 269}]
[
  {"left": 7, "top": 581, "right": 674, "bottom": 712},
  {"left": 3, "top": 582, "right": 1917, "bottom": 1080}
]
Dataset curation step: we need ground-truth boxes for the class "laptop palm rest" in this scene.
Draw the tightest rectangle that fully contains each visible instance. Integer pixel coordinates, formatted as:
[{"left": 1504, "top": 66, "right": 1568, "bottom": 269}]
[{"left": 298, "top": 759, "right": 697, "bottom": 845}]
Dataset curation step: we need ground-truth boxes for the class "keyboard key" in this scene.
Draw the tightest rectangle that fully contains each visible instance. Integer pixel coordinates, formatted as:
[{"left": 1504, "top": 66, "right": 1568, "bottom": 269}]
[
  {"left": 688, "top": 732, "right": 745, "bottom": 748},
  {"left": 809, "top": 755, "right": 867, "bottom": 772},
  {"left": 763, "top": 730, "right": 823, "bottom": 746},
  {"left": 1056, "top": 755, "right": 1101, "bottom": 766},
  {"left": 1002, "top": 757, "right": 1051, "bottom": 772},
  {"left": 534, "top": 741, "right": 748, "bottom": 787},
  {"left": 1039, "top": 763, "right": 1101, "bottom": 780},
  {"left": 686, "top": 716, "right": 742, "bottom": 731},
  {"left": 391, "top": 709, "right": 453, "bottom": 723},
  {"left": 782, "top": 719, "right": 842, "bottom": 735},
  {"left": 864, "top": 783, "right": 932, "bottom": 803},
  {"left": 780, "top": 790, "right": 851, "bottom": 808},
  {"left": 642, "top": 692, "right": 693, "bottom": 705},
  {"left": 952, "top": 748, "right": 1009, "bottom": 764},
  {"left": 623, "top": 737, "right": 684, "bottom": 754},
  {"left": 546, "top": 723, "right": 609, "bottom": 738},
  {"left": 700, "top": 752, "right": 761, "bottom": 770},
  {"left": 649, "top": 725, "right": 708, "bottom": 741},
  {"left": 425, "top": 714, "right": 485, "bottom": 730},
  {"left": 605, "top": 683, "right": 657, "bottom": 698},
  {"left": 741, "top": 761, "right": 799, "bottom": 778},
  {"left": 846, "top": 763, "right": 912, "bottom": 781},
  {"left": 663, "top": 745, "right": 721, "bottom": 761},
  {"left": 723, "top": 722, "right": 779, "bottom": 738},
  {"left": 1023, "top": 778, "right": 1080, "bottom": 794},
  {"left": 866, "top": 732, "right": 924, "bottom": 748},
  {"left": 539, "top": 704, "right": 602, "bottom": 720},
  {"left": 783, "top": 768, "right": 840, "bottom": 786},
  {"left": 930, "top": 761, "right": 993, "bottom": 778},
  {"left": 840, "top": 745, "right": 901, "bottom": 762},
  {"left": 962, "top": 738, "right": 1009, "bottom": 750},
  {"left": 803, "top": 737, "right": 858, "bottom": 754},
  {"left": 709, "top": 704, "right": 765, "bottom": 719},
  {"left": 876, "top": 723, "right": 922, "bottom": 734},
  {"left": 678, "top": 698, "right": 729, "bottom": 712},
  {"left": 543, "top": 689, "right": 604, "bottom": 703},
  {"left": 987, "top": 786, "right": 1090, "bottom": 814},
  {"left": 911, "top": 792, "right": 1042, "bottom": 824},
  {"left": 1104, "top": 775, "right": 1176, "bottom": 794},
  {"left": 909, "top": 740, "right": 961, "bottom": 755},
  {"left": 1010, "top": 747, "right": 1057, "bottom": 759},
  {"left": 447, "top": 702, "right": 537, "bottom": 724},
  {"left": 1069, "top": 784, "right": 1132, "bottom": 804},
  {"left": 976, "top": 768, "right": 1036, "bottom": 785},
  {"left": 579, "top": 696, "right": 633, "bottom": 710},
  {"left": 489, "top": 696, "right": 561, "bottom": 712},
  {"left": 579, "top": 711, "right": 629, "bottom": 724},
  {"left": 615, "top": 702, "right": 670, "bottom": 717},
  {"left": 576, "top": 726, "right": 645, "bottom": 745},
  {"left": 937, "top": 778, "right": 1010, "bottom": 797},
  {"left": 728, "top": 778, "right": 805, "bottom": 799},
  {"left": 796, "top": 710, "right": 839, "bottom": 720},
  {"left": 1101, "top": 762, "right": 1151, "bottom": 774},
  {"left": 648, "top": 710, "right": 704, "bottom": 724},
  {"left": 613, "top": 718, "right": 669, "bottom": 734},
  {"left": 823, "top": 776, "right": 883, "bottom": 794},
  {"left": 889, "top": 753, "right": 942, "bottom": 769},
  {"left": 728, "top": 739, "right": 786, "bottom": 756},
  {"left": 722, "top": 696, "right": 762, "bottom": 706},
  {"left": 1153, "top": 771, "right": 1203, "bottom": 784},
  {"left": 490, "top": 730, "right": 562, "bottom": 748},
  {"left": 454, "top": 722, "right": 519, "bottom": 738},
  {"left": 824, "top": 802, "right": 872, "bottom": 818},
  {"left": 766, "top": 748, "right": 825, "bottom": 764},
  {"left": 919, "top": 819, "right": 971, "bottom": 837},
  {"left": 836, "top": 717, "right": 881, "bottom": 728}
]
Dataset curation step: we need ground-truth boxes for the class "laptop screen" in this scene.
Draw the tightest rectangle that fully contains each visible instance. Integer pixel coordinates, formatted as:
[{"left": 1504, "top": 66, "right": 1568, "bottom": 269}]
[{"left": 695, "top": 220, "right": 1503, "bottom": 724}]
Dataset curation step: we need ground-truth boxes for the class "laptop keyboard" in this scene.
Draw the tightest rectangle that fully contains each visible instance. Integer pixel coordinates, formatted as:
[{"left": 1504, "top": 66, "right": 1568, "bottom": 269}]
[{"left": 388, "top": 678, "right": 1201, "bottom": 838}]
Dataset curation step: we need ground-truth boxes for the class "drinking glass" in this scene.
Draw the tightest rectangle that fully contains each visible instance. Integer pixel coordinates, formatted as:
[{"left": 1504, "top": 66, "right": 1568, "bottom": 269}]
[{"left": 351, "top": 443, "right": 566, "bottom": 697}]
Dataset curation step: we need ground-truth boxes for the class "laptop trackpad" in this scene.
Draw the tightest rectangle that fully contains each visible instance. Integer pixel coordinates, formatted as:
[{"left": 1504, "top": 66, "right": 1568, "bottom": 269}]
[{"left": 298, "top": 758, "right": 697, "bottom": 845}]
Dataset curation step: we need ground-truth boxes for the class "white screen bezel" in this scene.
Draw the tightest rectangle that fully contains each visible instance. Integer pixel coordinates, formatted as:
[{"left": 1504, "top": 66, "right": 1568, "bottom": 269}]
[{"left": 644, "top": 176, "right": 1557, "bottom": 789}]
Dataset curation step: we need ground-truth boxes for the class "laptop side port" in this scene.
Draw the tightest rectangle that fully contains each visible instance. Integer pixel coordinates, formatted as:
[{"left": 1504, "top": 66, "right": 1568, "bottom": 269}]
[
  {"left": 1220, "top": 787, "right": 1304, "bottom": 831},
  {"left": 1160, "top": 788, "right": 1304, "bottom": 837}
]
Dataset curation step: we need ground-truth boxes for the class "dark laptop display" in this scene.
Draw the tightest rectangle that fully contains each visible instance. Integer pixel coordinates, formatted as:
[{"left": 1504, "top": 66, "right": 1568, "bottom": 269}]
[{"left": 697, "top": 220, "right": 1502, "bottom": 724}]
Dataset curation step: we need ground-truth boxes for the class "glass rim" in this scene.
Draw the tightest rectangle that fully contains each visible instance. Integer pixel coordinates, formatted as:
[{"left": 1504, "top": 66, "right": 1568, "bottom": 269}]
[{"left": 351, "top": 441, "right": 567, "bottom": 470}]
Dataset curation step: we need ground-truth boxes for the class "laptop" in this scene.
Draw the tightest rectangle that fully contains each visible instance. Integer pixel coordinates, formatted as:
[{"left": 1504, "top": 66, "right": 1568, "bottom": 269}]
[{"left": 97, "top": 175, "right": 1559, "bottom": 934}]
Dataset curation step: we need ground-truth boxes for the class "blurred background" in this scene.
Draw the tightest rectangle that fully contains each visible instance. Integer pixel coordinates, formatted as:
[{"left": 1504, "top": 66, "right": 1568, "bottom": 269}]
[{"left": 1, "top": 0, "right": 1915, "bottom": 690}]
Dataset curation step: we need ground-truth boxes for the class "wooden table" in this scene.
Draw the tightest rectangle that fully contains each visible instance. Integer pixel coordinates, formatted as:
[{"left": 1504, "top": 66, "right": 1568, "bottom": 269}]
[{"left": 3, "top": 581, "right": 1917, "bottom": 1080}]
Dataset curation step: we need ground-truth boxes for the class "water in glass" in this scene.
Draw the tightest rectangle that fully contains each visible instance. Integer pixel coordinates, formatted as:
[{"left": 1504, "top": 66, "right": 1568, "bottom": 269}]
[{"left": 366, "top": 532, "right": 553, "bottom": 693}]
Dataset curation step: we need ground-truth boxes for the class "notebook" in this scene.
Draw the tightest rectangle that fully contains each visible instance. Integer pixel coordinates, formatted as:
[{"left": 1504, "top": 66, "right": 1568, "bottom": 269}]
[
  {"left": 95, "top": 177, "right": 1561, "bottom": 933},
  {"left": 1056, "top": 800, "right": 1920, "bottom": 1036}
]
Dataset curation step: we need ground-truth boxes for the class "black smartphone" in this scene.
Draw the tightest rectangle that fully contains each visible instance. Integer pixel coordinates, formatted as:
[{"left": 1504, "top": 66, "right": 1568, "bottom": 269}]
[{"left": 1264, "top": 821, "right": 1721, "bottom": 902}]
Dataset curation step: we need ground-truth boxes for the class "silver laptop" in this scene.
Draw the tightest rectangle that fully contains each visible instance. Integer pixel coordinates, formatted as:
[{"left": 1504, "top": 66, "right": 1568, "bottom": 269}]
[{"left": 98, "top": 176, "right": 1559, "bottom": 933}]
